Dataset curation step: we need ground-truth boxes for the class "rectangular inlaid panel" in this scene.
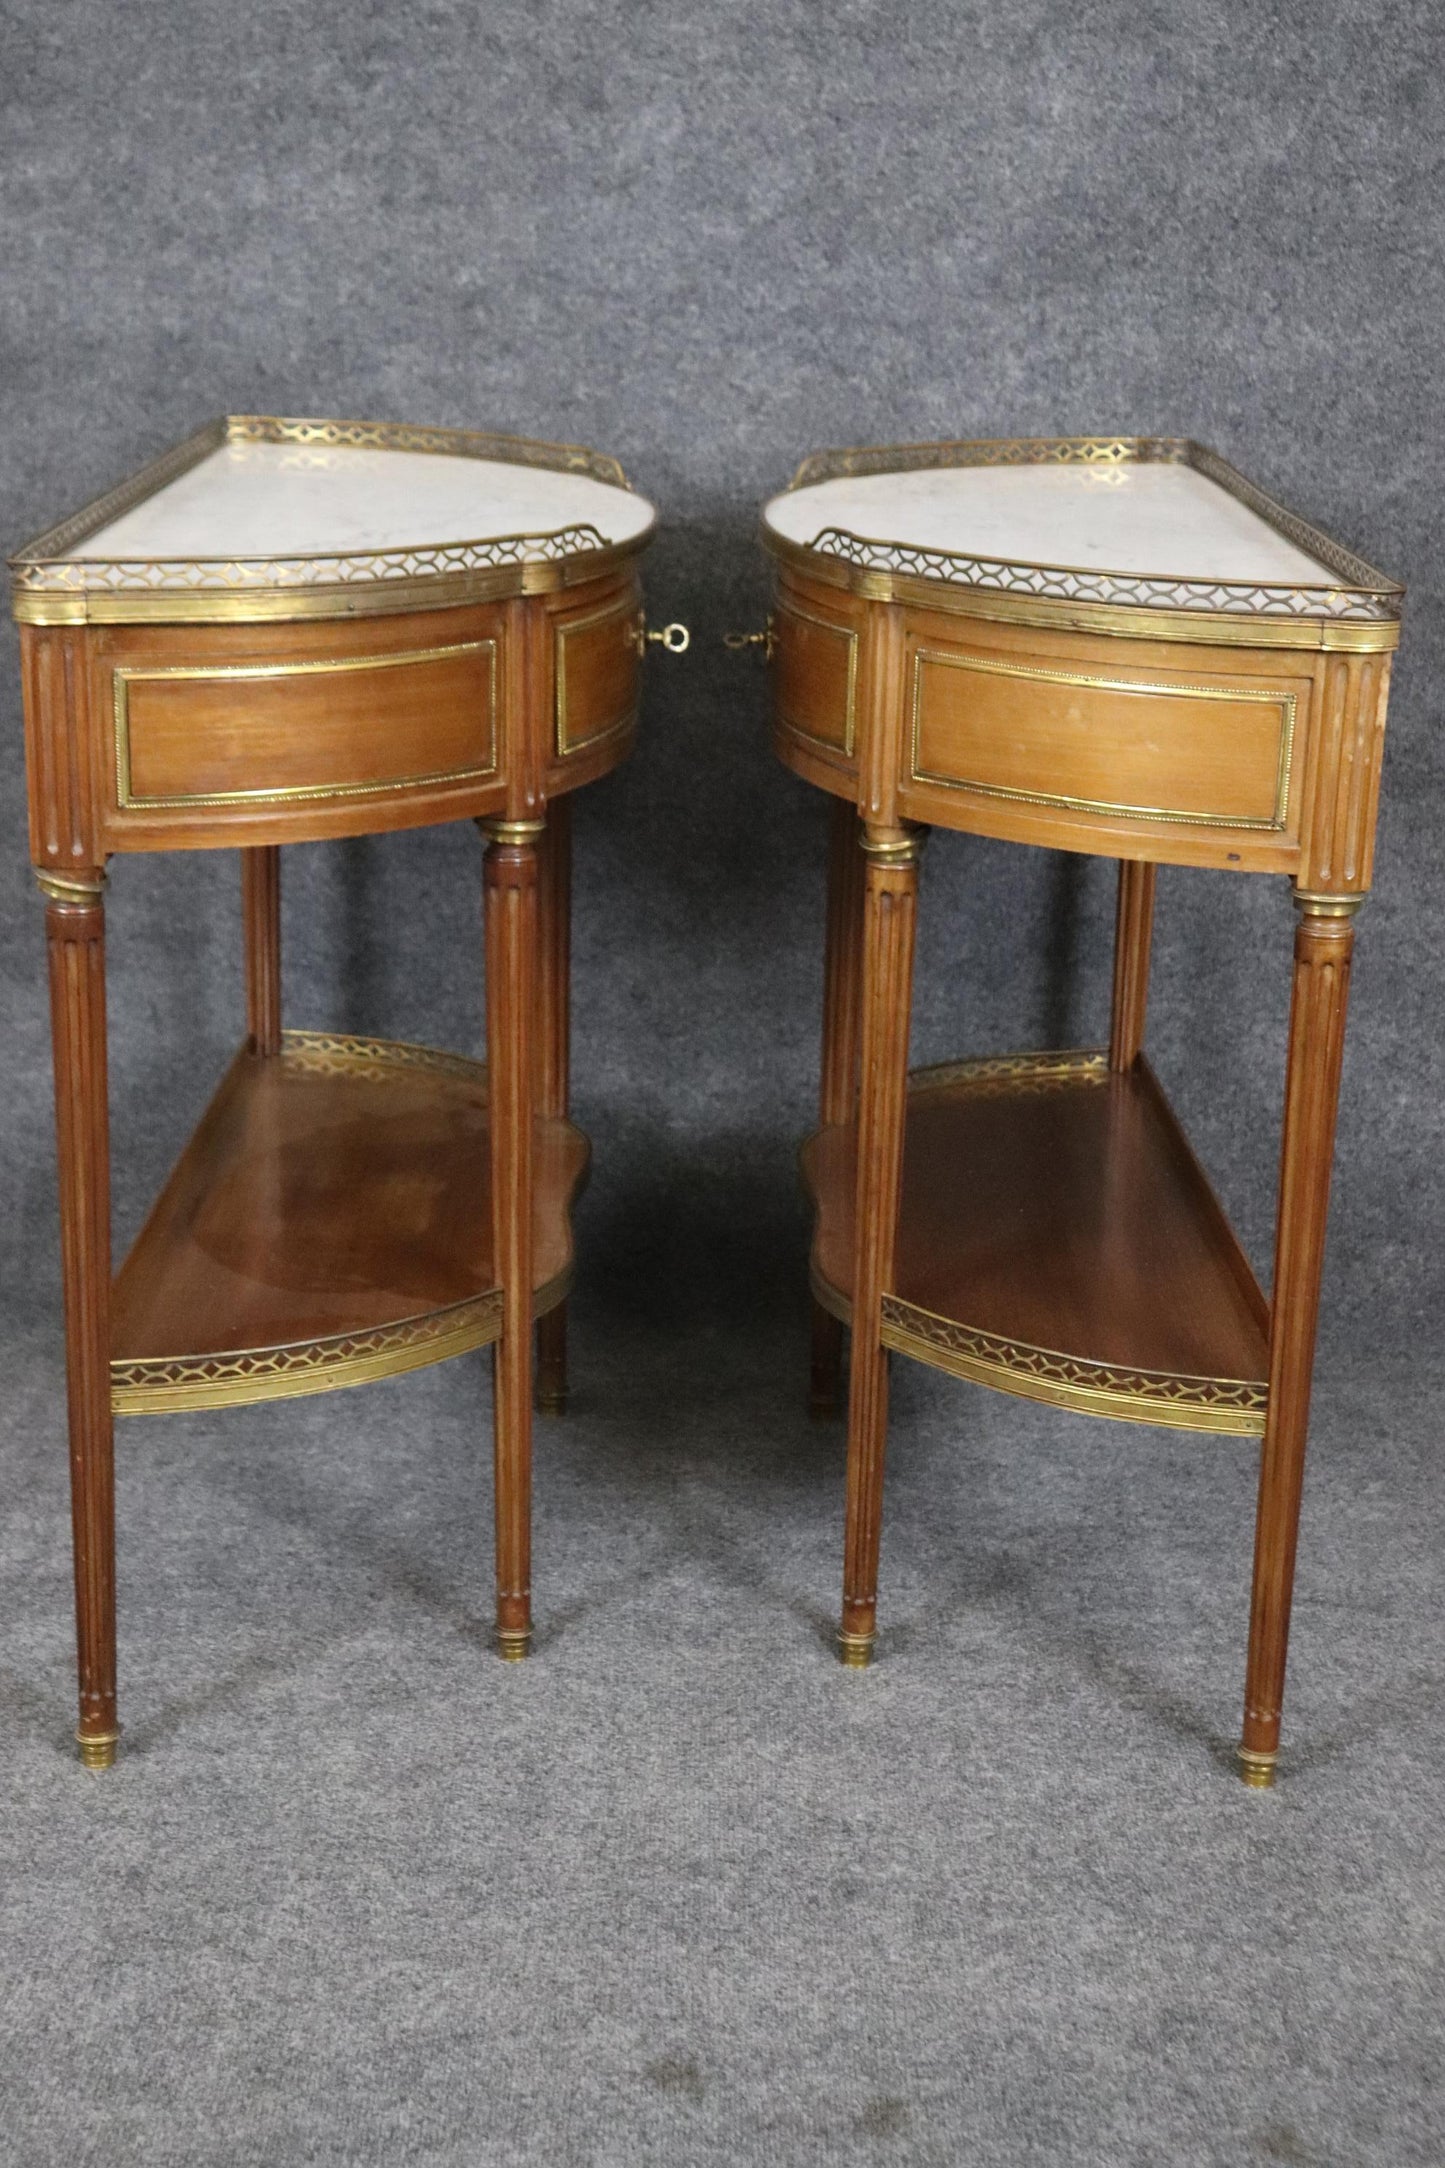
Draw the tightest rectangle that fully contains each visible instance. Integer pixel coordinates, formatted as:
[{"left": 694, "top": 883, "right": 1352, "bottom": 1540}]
[
  {"left": 114, "top": 640, "right": 497, "bottom": 808},
  {"left": 555, "top": 596, "right": 639, "bottom": 755},
  {"left": 910, "top": 647, "right": 1296, "bottom": 830},
  {"left": 774, "top": 599, "right": 858, "bottom": 757}
]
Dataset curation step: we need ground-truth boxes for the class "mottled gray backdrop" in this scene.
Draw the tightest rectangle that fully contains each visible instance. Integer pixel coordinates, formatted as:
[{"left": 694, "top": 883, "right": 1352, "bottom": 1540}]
[{"left": 2, "top": 7, "right": 1442, "bottom": 2166}]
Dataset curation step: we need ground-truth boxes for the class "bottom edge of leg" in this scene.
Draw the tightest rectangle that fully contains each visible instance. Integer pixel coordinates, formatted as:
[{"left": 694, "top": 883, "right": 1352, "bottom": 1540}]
[
  {"left": 1236, "top": 1744, "right": 1278, "bottom": 1789},
  {"left": 76, "top": 1727, "right": 121, "bottom": 1770}
]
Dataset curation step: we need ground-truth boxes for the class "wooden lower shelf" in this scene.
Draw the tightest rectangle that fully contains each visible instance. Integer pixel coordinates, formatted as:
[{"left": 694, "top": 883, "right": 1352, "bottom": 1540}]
[
  {"left": 803, "top": 1049, "right": 1271, "bottom": 1435},
  {"left": 110, "top": 1030, "right": 589, "bottom": 1415}
]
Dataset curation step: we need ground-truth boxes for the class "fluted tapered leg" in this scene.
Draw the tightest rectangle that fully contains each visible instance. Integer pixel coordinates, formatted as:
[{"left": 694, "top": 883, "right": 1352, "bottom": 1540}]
[
  {"left": 838, "top": 824, "right": 921, "bottom": 1665},
  {"left": 482, "top": 819, "right": 542, "bottom": 1659},
  {"left": 1239, "top": 891, "right": 1360, "bottom": 1786},
  {"left": 242, "top": 846, "right": 282, "bottom": 1056},
  {"left": 1109, "top": 859, "right": 1156, "bottom": 1072},
  {"left": 535, "top": 799, "right": 571, "bottom": 1415},
  {"left": 41, "top": 869, "right": 118, "bottom": 1767},
  {"left": 811, "top": 798, "right": 866, "bottom": 1415}
]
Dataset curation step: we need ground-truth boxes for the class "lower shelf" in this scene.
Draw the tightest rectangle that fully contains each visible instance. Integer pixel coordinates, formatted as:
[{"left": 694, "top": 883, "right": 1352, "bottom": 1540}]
[
  {"left": 111, "top": 1029, "right": 589, "bottom": 1415},
  {"left": 803, "top": 1049, "right": 1271, "bottom": 1435}
]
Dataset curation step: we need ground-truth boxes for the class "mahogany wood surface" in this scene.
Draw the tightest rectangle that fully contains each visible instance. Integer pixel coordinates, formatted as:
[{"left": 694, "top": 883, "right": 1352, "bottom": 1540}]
[
  {"left": 483, "top": 821, "right": 542, "bottom": 1656},
  {"left": 535, "top": 800, "right": 572, "bottom": 1415},
  {"left": 1241, "top": 900, "right": 1358, "bottom": 1778},
  {"left": 838, "top": 826, "right": 920, "bottom": 1661},
  {"left": 241, "top": 846, "right": 282, "bottom": 1056},
  {"left": 809, "top": 797, "right": 865, "bottom": 1415},
  {"left": 1109, "top": 860, "right": 1156, "bottom": 1073},
  {"left": 804, "top": 1059, "right": 1269, "bottom": 1389},
  {"left": 769, "top": 558, "right": 1391, "bottom": 885},
  {"left": 111, "top": 1042, "right": 586, "bottom": 1366},
  {"left": 44, "top": 875, "right": 119, "bottom": 1766}
]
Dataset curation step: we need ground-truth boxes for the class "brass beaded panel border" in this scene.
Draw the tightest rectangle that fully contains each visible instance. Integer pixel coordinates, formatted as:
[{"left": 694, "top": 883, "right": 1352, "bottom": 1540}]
[
  {"left": 775, "top": 435, "right": 1402, "bottom": 625},
  {"left": 908, "top": 649, "right": 1298, "bottom": 831},
  {"left": 11, "top": 415, "right": 650, "bottom": 622},
  {"left": 111, "top": 1030, "right": 502, "bottom": 1415},
  {"left": 112, "top": 639, "right": 499, "bottom": 812}
]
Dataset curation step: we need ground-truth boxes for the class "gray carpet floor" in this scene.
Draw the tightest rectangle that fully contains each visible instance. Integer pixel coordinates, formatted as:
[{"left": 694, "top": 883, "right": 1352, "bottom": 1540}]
[{"left": 2, "top": 1154, "right": 1441, "bottom": 2166}]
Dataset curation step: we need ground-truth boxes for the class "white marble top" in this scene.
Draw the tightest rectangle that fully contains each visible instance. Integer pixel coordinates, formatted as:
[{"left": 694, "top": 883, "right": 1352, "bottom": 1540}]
[
  {"left": 764, "top": 460, "right": 1336, "bottom": 587},
  {"left": 69, "top": 438, "right": 655, "bottom": 562}
]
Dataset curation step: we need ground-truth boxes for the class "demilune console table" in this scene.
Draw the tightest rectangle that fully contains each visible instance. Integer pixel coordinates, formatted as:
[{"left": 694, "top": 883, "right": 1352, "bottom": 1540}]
[
  {"left": 758, "top": 435, "right": 1403, "bottom": 1786},
  {"left": 11, "top": 414, "right": 685, "bottom": 1766}
]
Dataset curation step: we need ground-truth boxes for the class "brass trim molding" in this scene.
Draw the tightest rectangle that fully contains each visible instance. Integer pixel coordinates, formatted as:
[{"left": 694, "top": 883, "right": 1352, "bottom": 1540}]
[
  {"left": 774, "top": 435, "right": 1402, "bottom": 627},
  {"left": 555, "top": 594, "right": 640, "bottom": 757},
  {"left": 35, "top": 868, "right": 107, "bottom": 902},
  {"left": 858, "top": 826, "right": 922, "bottom": 865},
  {"left": 909, "top": 648, "right": 1297, "bottom": 832},
  {"left": 879, "top": 1296, "right": 1269, "bottom": 1436},
  {"left": 480, "top": 818, "right": 547, "bottom": 846},
  {"left": 112, "top": 639, "right": 498, "bottom": 811},
  {"left": 910, "top": 1047, "right": 1110, "bottom": 1096},
  {"left": 278, "top": 1028, "right": 489, "bottom": 1085},
  {"left": 109, "top": 1027, "right": 583, "bottom": 1414},
  {"left": 111, "top": 1292, "right": 506, "bottom": 1416},
  {"left": 773, "top": 596, "right": 860, "bottom": 759},
  {"left": 12, "top": 414, "right": 652, "bottom": 625}
]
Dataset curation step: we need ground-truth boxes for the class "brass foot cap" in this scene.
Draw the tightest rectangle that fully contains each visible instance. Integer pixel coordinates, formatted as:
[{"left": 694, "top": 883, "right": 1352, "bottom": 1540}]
[
  {"left": 537, "top": 1390, "right": 567, "bottom": 1417},
  {"left": 496, "top": 1629, "right": 532, "bottom": 1662},
  {"left": 836, "top": 1630, "right": 875, "bottom": 1669},
  {"left": 1236, "top": 1746, "right": 1278, "bottom": 1789},
  {"left": 808, "top": 1392, "right": 841, "bottom": 1420},
  {"left": 76, "top": 1728, "right": 120, "bottom": 1770}
]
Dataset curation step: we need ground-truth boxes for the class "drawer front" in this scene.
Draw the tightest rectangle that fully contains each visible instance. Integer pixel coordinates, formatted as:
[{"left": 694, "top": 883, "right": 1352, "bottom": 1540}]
[
  {"left": 115, "top": 639, "right": 497, "bottom": 809},
  {"left": 910, "top": 647, "right": 1296, "bottom": 831},
  {"left": 774, "top": 599, "right": 858, "bottom": 758},
  {"left": 555, "top": 596, "right": 640, "bottom": 756}
]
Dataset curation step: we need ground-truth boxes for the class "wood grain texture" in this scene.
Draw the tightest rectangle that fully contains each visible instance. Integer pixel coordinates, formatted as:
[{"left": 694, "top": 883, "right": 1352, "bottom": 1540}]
[
  {"left": 117, "top": 638, "right": 497, "bottom": 807},
  {"left": 839, "top": 826, "right": 920, "bottom": 1657},
  {"left": 806, "top": 1058, "right": 1268, "bottom": 1394},
  {"left": 241, "top": 847, "right": 282, "bottom": 1056},
  {"left": 44, "top": 877, "right": 118, "bottom": 1761},
  {"left": 1241, "top": 900, "right": 1358, "bottom": 1774},
  {"left": 554, "top": 592, "right": 638, "bottom": 755},
  {"left": 912, "top": 647, "right": 1292, "bottom": 824},
  {"left": 1297, "top": 651, "right": 1391, "bottom": 894},
  {"left": 810, "top": 797, "right": 865, "bottom": 1415},
  {"left": 110, "top": 1040, "right": 585, "bottom": 1373},
  {"left": 773, "top": 595, "right": 858, "bottom": 772},
  {"left": 772, "top": 483, "right": 1397, "bottom": 1774},
  {"left": 1109, "top": 860, "right": 1157, "bottom": 1071},
  {"left": 484, "top": 823, "right": 541, "bottom": 1654},
  {"left": 22, "top": 627, "right": 102, "bottom": 870},
  {"left": 535, "top": 801, "right": 572, "bottom": 1415}
]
